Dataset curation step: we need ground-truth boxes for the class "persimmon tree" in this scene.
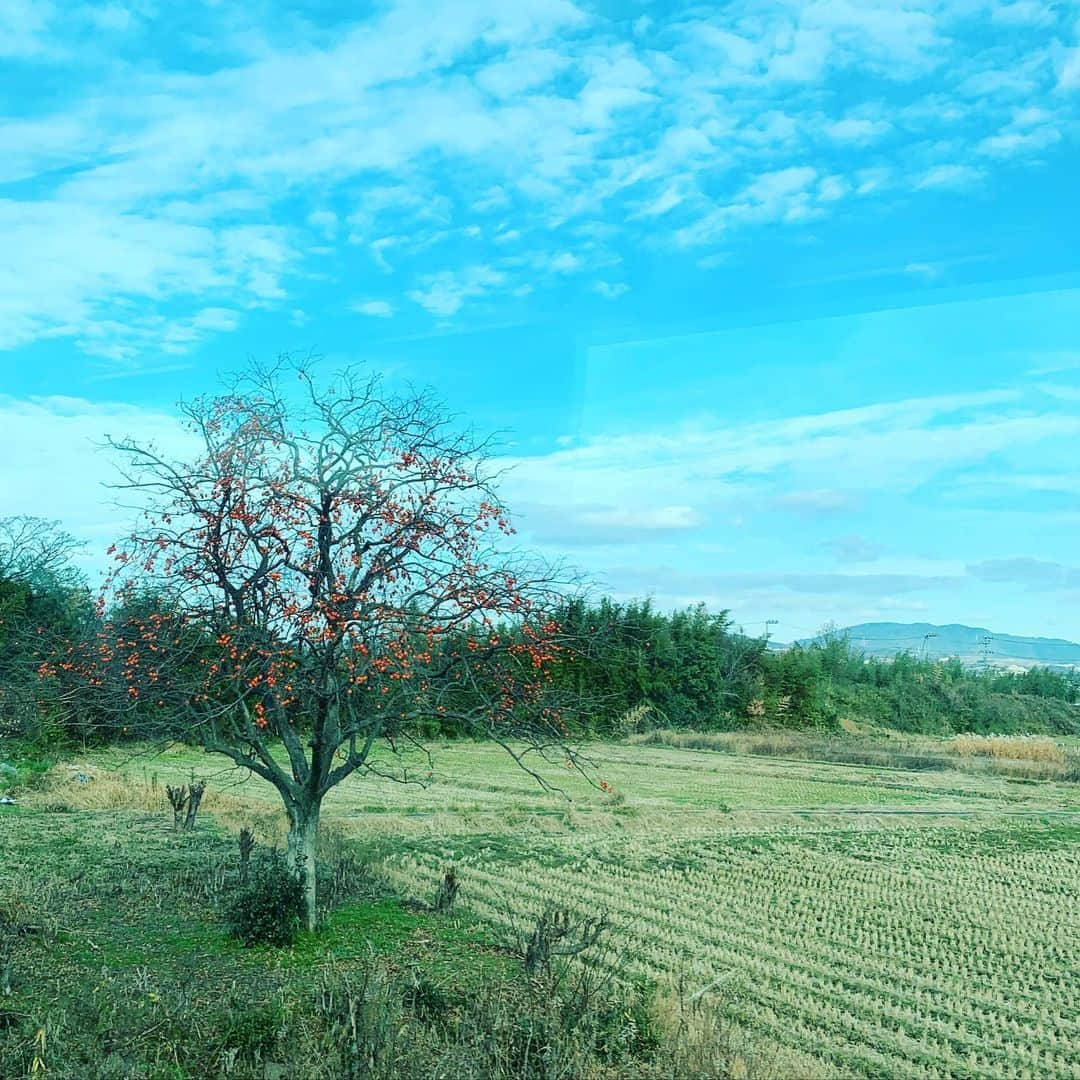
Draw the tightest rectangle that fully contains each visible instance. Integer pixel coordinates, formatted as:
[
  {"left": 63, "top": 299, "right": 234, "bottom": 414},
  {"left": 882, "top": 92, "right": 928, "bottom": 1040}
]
[{"left": 48, "top": 362, "right": 582, "bottom": 927}]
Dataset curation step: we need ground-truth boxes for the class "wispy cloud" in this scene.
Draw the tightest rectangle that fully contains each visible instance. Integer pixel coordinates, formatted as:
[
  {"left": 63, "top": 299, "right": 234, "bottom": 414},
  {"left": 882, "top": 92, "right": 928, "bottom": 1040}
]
[
  {"left": 605, "top": 566, "right": 963, "bottom": 601},
  {"left": 519, "top": 502, "right": 703, "bottom": 546},
  {"left": 352, "top": 299, "right": 395, "bottom": 318},
  {"left": 916, "top": 164, "right": 986, "bottom": 190},
  {"left": 968, "top": 558, "right": 1080, "bottom": 590},
  {"left": 821, "top": 535, "right": 887, "bottom": 564},
  {"left": 499, "top": 385, "right": 1080, "bottom": 546},
  {"left": 407, "top": 265, "right": 508, "bottom": 317},
  {"left": 0, "top": 394, "right": 197, "bottom": 568},
  {"left": 3, "top": 0, "right": 1076, "bottom": 362},
  {"left": 593, "top": 280, "right": 629, "bottom": 299}
]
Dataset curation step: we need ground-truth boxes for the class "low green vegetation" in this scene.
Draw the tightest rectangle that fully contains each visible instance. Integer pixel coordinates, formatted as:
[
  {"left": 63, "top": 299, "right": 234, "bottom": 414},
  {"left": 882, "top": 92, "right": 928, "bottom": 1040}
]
[
  {"left": 4, "top": 737, "right": 1078, "bottom": 1077},
  {"left": 0, "top": 764, "right": 763, "bottom": 1079},
  {"left": 224, "top": 848, "right": 307, "bottom": 947},
  {"left": 0, "top": 807, "right": 677, "bottom": 1079}
]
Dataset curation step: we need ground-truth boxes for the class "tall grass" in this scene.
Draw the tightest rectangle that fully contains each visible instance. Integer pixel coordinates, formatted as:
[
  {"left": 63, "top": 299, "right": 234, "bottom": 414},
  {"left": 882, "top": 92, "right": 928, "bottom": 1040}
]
[
  {"left": 947, "top": 733, "right": 1065, "bottom": 762},
  {"left": 19, "top": 763, "right": 288, "bottom": 841},
  {"left": 629, "top": 728, "right": 1080, "bottom": 781},
  {"left": 627, "top": 729, "right": 953, "bottom": 772}
]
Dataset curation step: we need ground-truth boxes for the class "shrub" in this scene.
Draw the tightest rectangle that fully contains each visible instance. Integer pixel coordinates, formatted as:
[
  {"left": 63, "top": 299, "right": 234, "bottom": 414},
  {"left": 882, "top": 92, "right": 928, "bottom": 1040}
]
[{"left": 224, "top": 850, "right": 305, "bottom": 947}]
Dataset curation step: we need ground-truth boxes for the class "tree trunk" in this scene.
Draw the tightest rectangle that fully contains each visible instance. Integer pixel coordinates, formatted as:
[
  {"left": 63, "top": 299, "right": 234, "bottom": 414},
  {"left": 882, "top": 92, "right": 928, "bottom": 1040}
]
[{"left": 286, "top": 800, "right": 320, "bottom": 931}]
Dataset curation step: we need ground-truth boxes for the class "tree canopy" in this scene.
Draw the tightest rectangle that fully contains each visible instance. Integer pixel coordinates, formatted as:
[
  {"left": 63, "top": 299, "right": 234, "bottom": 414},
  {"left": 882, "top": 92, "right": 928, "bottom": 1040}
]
[{"left": 39, "top": 361, "right": 583, "bottom": 926}]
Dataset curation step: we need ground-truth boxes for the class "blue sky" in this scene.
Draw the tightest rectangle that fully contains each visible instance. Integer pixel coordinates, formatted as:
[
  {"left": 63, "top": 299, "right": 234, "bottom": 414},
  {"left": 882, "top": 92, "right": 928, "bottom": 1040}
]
[{"left": 3, "top": 0, "right": 1080, "bottom": 641}]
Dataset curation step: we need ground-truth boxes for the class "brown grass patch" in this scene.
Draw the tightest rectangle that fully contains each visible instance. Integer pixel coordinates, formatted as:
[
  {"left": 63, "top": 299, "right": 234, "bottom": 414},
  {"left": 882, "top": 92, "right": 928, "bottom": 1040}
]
[
  {"left": 629, "top": 728, "right": 1080, "bottom": 781},
  {"left": 20, "top": 764, "right": 287, "bottom": 843},
  {"left": 948, "top": 733, "right": 1066, "bottom": 763}
]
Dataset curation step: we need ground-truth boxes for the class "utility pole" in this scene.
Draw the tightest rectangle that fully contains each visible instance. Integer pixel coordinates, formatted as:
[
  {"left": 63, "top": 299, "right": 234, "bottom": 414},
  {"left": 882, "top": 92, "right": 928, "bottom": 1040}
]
[
  {"left": 762, "top": 619, "right": 778, "bottom": 642},
  {"left": 921, "top": 632, "right": 938, "bottom": 661},
  {"left": 978, "top": 634, "right": 994, "bottom": 672}
]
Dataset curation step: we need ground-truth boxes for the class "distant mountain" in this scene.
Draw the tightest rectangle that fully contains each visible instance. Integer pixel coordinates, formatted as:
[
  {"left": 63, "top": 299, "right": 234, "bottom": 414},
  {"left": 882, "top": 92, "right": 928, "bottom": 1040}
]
[{"left": 784, "top": 622, "right": 1080, "bottom": 671}]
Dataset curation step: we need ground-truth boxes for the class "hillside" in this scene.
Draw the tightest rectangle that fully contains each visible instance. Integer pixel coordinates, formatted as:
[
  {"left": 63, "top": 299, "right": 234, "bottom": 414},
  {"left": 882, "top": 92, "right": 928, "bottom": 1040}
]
[{"left": 788, "top": 622, "right": 1080, "bottom": 671}]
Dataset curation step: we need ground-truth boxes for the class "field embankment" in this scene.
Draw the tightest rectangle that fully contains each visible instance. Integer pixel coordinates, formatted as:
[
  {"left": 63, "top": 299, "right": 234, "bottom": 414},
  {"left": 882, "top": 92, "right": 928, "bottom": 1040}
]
[{"left": 627, "top": 728, "right": 1080, "bottom": 781}]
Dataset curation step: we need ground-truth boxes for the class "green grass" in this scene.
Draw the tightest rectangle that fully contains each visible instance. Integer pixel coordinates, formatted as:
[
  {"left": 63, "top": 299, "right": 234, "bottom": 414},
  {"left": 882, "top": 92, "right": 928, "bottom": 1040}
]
[
  {"left": 0, "top": 807, "right": 505, "bottom": 973},
  {"left": 5, "top": 735, "right": 1080, "bottom": 1077},
  {"left": 0, "top": 807, "right": 538, "bottom": 1080}
]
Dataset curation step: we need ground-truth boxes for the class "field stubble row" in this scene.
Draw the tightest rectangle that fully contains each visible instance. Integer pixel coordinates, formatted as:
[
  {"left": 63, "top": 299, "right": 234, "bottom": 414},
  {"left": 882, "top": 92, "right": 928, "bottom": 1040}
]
[{"left": 11, "top": 738, "right": 1080, "bottom": 1078}]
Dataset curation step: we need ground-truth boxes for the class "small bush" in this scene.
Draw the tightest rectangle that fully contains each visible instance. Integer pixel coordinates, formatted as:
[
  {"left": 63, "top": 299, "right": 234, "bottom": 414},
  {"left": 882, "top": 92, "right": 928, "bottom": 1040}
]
[
  {"left": 402, "top": 973, "right": 457, "bottom": 1026},
  {"left": 224, "top": 850, "right": 305, "bottom": 947}
]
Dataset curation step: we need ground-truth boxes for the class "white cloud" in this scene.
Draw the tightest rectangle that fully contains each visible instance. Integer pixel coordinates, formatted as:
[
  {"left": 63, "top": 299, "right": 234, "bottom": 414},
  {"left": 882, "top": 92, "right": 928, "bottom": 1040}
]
[
  {"left": 548, "top": 252, "right": 582, "bottom": 273},
  {"left": 519, "top": 503, "right": 704, "bottom": 546},
  {"left": 818, "top": 175, "right": 849, "bottom": 202},
  {"left": 903, "top": 262, "right": 940, "bottom": 279},
  {"left": 1056, "top": 44, "right": 1080, "bottom": 90},
  {"left": 352, "top": 299, "right": 394, "bottom": 318},
  {"left": 820, "top": 534, "right": 886, "bottom": 564},
  {"left": 191, "top": 307, "right": 240, "bottom": 332},
  {"left": 854, "top": 167, "right": 892, "bottom": 195},
  {"left": 0, "top": 0, "right": 55, "bottom": 58},
  {"left": 915, "top": 163, "right": 985, "bottom": 190},
  {"left": 476, "top": 47, "right": 570, "bottom": 98},
  {"left": 407, "top": 264, "right": 507, "bottom": 317},
  {"left": 696, "top": 252, "right": 731, "bottom": 269},
  {"left": 577, "top": 46, "right": 656, "bottom": 127},
  {"left": 593, "top": 280, "right": 629, "bottom": 299},
  {"left": 772, "top": 489, "right": 858, "bottom": 515},
  {"left": 635, "top": 185, "right": 686, "bottom": 217},
  {"left": 0, "top": 394, "right": 197, "bottom": 568},
  {"left": 605, "top": 565, "right": 963, "bottom": 601},
  {"left": 676, "top": 166, "right": 821, "bottom": 246},
  {"left": 368, "top": 237, "right": 398, "bottom": 273},
  {"left": 307, "top": 209, "right": 338, "bottom": 237},
  {"left": 1027, "top": 351, "right": 1080, "bottom": 375},
  {"left": 991, "top": 2, "right": 1058, "bottom": 28},
  {"left": 499, "top": 387, "right": 1080, "bottom": 537},
  {"left": 968, "top": 558, "right": 1080, "bottom": 590},
  {"left": 3, "top": 0, "right": 1076, "bottom": 355},
  {"left": 824, "top": 116, "right": 891, "bottom": 142},
  {"left": 696, "top": 26, "right": 759, "bottom": 70},
  {"left": 473, "top": 185, "right": 511, "bottom": 212},
  {"left": 978, "top": 107, "right": 1062, "bottom": 157},
  {"left": 763, "top": 0, "right": 945, "bottom": 84},
  {"left": 0, "top": 198, "right": 293, "bottom": 357}
]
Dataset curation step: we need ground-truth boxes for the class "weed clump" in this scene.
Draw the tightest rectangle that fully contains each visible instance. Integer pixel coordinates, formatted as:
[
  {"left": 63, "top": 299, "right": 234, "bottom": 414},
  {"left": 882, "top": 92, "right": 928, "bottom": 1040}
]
[{"left": 224, "top": 849, "right": 304, "bottom": 947}]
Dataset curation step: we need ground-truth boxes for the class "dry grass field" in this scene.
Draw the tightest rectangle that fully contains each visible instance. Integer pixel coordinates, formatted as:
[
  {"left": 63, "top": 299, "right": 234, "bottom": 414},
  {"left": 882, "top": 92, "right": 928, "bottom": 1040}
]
[{"left": 8, "top": 736, "right": 1078, "bottom": 1077}]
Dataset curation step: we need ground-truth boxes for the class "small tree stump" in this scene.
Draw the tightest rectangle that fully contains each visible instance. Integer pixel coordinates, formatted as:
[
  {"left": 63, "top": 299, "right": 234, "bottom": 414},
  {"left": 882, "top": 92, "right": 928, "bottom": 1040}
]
[
  {"left": 434, "top": 866, "right": 459, "bottom": 912},
  {"left": 184, "top": 780, "right": 206, "bottom": 830},
  {"left": 238, "top": 827, "right": 256, "bottom": 885},
  {"left": 165, "top": 785, "right": 188, "bottom": 830}
]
